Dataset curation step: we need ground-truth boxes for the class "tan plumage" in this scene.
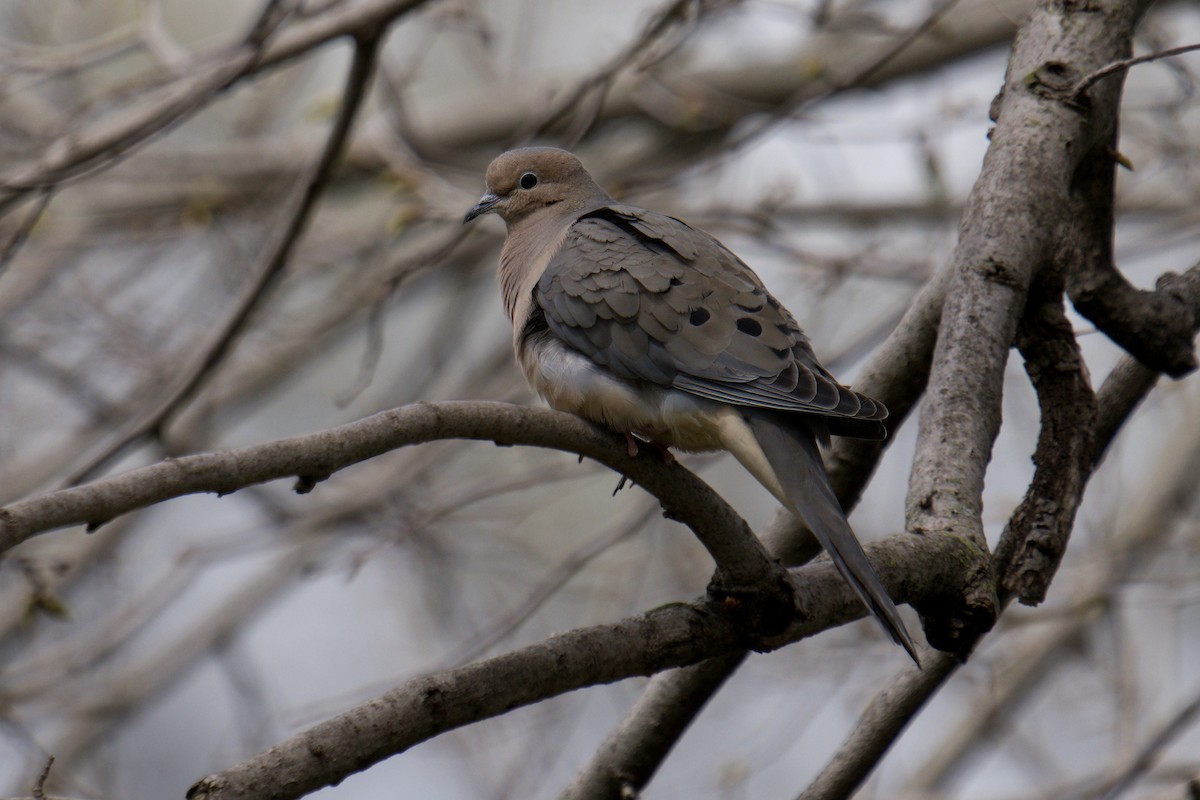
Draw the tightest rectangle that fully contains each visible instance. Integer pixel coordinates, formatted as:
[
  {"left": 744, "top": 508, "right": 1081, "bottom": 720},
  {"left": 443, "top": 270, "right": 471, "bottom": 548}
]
[{"left": 464, "top": 147, "right": 918, "bottom": 663}]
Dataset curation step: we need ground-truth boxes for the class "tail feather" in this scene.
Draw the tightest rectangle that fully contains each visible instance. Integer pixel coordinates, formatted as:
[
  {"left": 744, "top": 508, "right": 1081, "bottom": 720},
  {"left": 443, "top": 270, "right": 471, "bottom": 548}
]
[{"left": 746, "top": 413, "right": 920, "bottom": 665}]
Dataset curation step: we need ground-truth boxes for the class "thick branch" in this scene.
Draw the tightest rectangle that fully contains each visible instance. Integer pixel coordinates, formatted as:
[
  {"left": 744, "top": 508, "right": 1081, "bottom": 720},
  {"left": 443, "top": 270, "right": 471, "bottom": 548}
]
[
  {"left": 1067, "top": 251, "right": 1200, "bottom": 378},
  {"left": 907, "top": 378, "right": 1200, "bottom": 792},
  {"left": 798, "top": 283, "right": 1100, "bottom": 800},
  {"left": 904, "top": 0, "right": 1152, "bottom": 654},
  {"left": 994, "top": 285, "right": 1098, "bottom": 604},
  {"left": 794, "top": 337, "right": 1182, "bottom": 800},
  {"left": 0, "top": 402, "right": 788, "bottom": 604},
  {"left": 1062, "top": 76, "right": 1200, "bottom": 377},
  {"left": 184, "top": 601, "right": 743, "bottom": 800},
  {"left": 789, "top": 4, "right": 1163, "bottom": 795},
  {"left": 799, "top": 262, "right": 1199, "bottom": 800},
  {"left": 187, "top": 531, "right": 973, "bottom": 800}
]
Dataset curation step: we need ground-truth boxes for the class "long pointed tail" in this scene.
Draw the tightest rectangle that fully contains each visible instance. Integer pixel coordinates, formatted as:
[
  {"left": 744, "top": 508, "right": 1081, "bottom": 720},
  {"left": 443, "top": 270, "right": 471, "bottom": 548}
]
[{"left": 746, "top": 413, "right": 920, "bottom": 665}]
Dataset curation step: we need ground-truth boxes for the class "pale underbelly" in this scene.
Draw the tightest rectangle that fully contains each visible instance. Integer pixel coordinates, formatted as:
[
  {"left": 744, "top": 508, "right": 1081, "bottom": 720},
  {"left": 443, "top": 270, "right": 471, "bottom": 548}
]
[{"left": 520, "top": 336, "right": 733, "bottom": 452}]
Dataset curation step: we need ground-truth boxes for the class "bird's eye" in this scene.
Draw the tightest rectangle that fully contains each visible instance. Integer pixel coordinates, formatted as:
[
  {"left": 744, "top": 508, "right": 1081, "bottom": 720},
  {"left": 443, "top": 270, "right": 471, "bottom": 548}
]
[{"left": 519, "top": 172, "right": 538, "bottom": 190}]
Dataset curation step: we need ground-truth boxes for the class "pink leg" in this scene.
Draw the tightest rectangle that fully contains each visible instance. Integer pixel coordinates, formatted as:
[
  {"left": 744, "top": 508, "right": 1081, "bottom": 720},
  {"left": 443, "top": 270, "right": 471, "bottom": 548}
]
[{"left": 650, "top": 441, "right": 676, "bottom": 464}]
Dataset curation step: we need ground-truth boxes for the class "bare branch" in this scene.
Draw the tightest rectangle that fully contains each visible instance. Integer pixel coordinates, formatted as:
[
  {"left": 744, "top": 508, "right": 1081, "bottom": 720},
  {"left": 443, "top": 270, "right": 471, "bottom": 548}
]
[
  {"left": 795, "top": 278, "right": 1101, "bottom": 800},
  {"left": 0, "top": 0, "right": 432, "bottom": 215},
  {"left": 1071, "top": 41, "right": 1200, "bottom": 97},
  {"left": 994, "top": 284, "right": 1098, "bottom": 604},
  {"left": 0, "top": 3, "right": 283, "bottom": 208},
  {"left": 1062, "top": 78, "right": 1200, "bottom": 377},
  {"left": 797, "top": 649, "right": 959, "bottom": 800},
  {"left": 0, "top": 401, "right": 790, "bottom": 599},
  {"left": 784, "top": 6, "right": 1188, "bottom": 795},
  {"left": 909, "top": 416, "right": 1200, "bottom": 792},
  {"left": 186, "top": 598, "right": 744, "bottom": 800},
  {"left": 188, "top": 529, "right": 973, "bottom": 800},
  {"left": 790, "top": 333, "right": 1189, "bottom": 800},
  {"left": 63, "top": 25, "right": 385, "bottom": 484},
  {"left": 906, "top": 0, "right": 1157, "bottom": 654},
  {"left": 31, "top": 756, "right": 52, "bottom": 800},
  {"left": 1094, "top": 686, "right": 1200, "bottom": 800},
  {"left": 441, "top": 502, "right": 662, "bottom": 668},
  {"left": 524, "top": 0, "right": 711, "bottom": 147},
  {"left": 0, "top": 190, "right": 53, "bottom": 278},
  {"left": 4, "top": 1, "right": 1199, "bottom": 796},
  {"left": 558, "top": 652, "right": 747, "bottom": 800}
]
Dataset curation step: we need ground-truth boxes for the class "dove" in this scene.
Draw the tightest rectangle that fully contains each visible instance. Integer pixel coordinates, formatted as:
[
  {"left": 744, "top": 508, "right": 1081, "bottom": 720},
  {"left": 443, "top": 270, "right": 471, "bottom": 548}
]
[{"left": 464, "top": 147, "right": 918, "bottom": 662}]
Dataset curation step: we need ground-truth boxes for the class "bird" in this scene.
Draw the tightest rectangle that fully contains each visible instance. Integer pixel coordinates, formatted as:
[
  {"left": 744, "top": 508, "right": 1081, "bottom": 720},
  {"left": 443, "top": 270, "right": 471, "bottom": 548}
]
[{"left": 464, "top": 147, "right": 918, "bottom": 663}]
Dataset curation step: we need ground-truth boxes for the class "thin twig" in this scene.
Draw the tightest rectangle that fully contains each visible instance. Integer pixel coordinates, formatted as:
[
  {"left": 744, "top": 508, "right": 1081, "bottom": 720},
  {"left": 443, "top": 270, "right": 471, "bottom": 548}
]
[
  {"left": 1072, "top": 41, "right": 1200, "bottom": 98},
  {"left": 0, "top": 0, "right": 433, "bottom": 218},
  {"left": 0, "top": 402, "right": 785, "bottom": 597},
  {"left": 31, "top": 755, "right": 53, "bottom": 800},
  {"left": 719, "top": 0, "right": 964, "bottom": 156},
  {"left": 0, "top": 1, "right": 286, "bottom": 215},
  {"left": 524, "top": 0, "right": 708, "bottom": 147},
  {"left": 0, "top": 189, "right": 53, "bottom": 279},
  {"left": 1097, "top": 690, "right": 1200, "bottom": 800},
  {"left": 442, "top": 503, "right": 660, "bottom": 668},
  {"left": 63, "top": 27, "right": 385, "bottom": 485}
]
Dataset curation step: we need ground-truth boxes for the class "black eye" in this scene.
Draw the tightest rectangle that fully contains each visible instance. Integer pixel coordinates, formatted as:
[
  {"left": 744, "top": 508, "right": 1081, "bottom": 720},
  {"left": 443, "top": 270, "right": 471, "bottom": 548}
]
[{"left": 519, "top": 172, "right": 538, "bottom": 190}]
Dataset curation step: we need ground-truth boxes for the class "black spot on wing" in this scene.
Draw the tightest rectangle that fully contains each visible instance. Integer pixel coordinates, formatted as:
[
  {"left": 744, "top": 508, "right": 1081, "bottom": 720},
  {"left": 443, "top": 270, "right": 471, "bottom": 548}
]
[{"left": 736, "top": 318, "right": 762, "bottom": 336}]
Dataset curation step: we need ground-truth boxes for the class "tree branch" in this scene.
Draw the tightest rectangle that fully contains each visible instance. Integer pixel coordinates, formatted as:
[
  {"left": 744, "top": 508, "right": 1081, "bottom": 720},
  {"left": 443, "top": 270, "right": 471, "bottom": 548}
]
[
  {"left": 186, "top": 530, "right": 973, "bottom": 800},
  {"left": 904, "top": 0, "right": 1155, "bottom": 654},
  {"left": 908, "top": 395, "right": 1200, "bottom": 792},
  {"left": 1071, "top": 41, "right": 1200, "bottom": 98},
  {"left": 1, "top": 401, "right": 792, "bottom": 611},
  {"left": 993, "top": 283, "right": 1098, "bottom": 604},
  {"left": 1063, "top": 70, "right": 1200, "bottom": 377},
  {"left": 786, "top": 3, "right": 1173, "bottom": 796},
  {"left": 63, "top": 24, "right": 385, "bottom": 485},
  {"left": 792, "top": 332, "right": 1184, "bottom": 800},
  {"left": 0, "top": 0, "right": 432, "bottom": 214},
  {"left": 0, "top": 2, "right": 288, "bottom": 209}
]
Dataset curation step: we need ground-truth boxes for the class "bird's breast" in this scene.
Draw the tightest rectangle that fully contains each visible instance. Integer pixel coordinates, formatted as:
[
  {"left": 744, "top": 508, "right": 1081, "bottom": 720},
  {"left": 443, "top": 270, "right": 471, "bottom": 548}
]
[{"left": 518, "top": 332, "right": 731, "bottom": 452}]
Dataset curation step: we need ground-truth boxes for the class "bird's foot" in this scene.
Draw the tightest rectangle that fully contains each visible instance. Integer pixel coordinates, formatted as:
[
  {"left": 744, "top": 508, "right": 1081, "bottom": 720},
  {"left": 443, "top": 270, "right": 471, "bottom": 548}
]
[
  {"left": 623, "top": 433, "right": 676, "bottom": 463},
  {"left": 624, "top": 433, "right": 640, "bottom": 458},
  {"left": 649, "top": 441, "right": 676, "bottom": 463}
]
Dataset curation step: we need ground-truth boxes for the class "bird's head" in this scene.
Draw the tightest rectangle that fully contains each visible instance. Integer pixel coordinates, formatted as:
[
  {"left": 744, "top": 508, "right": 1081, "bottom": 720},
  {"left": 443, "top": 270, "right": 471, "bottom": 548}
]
[{"left": 463, "top": 147, "right": 606, "bottom": 226}]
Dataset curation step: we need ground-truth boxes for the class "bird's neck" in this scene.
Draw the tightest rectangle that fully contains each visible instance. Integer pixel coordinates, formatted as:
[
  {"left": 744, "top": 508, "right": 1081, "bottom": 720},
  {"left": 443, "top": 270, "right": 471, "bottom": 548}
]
[{"left": 498, "top": 206, "right": 578, "bottom": 325}]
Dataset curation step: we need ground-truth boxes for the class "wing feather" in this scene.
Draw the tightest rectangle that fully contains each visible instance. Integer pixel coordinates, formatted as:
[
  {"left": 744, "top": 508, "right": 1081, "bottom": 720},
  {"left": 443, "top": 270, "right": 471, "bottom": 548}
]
[{"left": 535, "top": 205, "right": 887, "bottom": 431}]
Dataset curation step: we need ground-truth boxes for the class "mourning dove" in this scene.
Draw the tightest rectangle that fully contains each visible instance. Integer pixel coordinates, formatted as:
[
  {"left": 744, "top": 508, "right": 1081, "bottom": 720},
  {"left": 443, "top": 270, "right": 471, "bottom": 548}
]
[{"left": 464, "top": 147, "right": 918, "bottom": 662}]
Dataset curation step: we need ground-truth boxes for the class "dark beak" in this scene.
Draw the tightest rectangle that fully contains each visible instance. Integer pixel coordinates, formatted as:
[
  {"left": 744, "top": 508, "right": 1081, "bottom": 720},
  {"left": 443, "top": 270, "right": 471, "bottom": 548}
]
[{"left": 463, "top": 193, "right": 501, "bottom": 224}]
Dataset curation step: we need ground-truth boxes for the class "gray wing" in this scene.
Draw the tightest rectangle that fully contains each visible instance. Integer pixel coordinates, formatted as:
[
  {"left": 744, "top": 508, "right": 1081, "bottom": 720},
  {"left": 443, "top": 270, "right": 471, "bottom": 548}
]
[{"left": 534, "top": 204, "right": 887, "bottom": 433}]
